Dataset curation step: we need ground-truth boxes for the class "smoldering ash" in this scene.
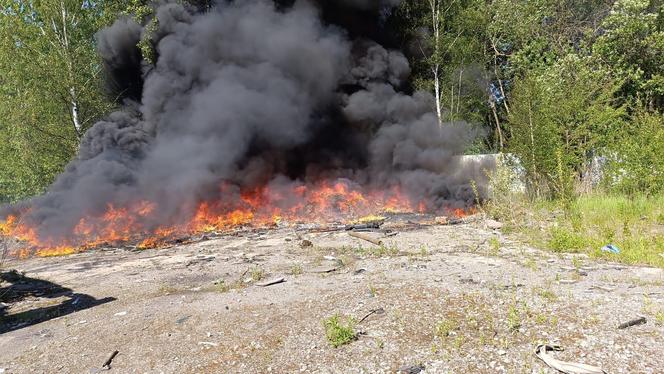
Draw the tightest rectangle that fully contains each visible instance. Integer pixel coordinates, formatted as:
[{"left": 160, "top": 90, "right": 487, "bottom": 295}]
[{"left": 1, "top": 0, "right": 490, "bottom": 255}]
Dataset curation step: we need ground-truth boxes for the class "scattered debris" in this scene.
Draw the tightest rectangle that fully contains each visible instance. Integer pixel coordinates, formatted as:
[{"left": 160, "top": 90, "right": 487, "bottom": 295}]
[
  {"left": 434, "top": 216, "right": 449, "bottom": 224},
  {"left": 618, "top": 316, "right": 646, "bottom": 329},
  {"left": 345, "top": 221, "right": 382, "bottom": 231},
  {"left": 600, "top": 244, "right": 620, "bottom": 254},
  {"left": 383, "top": 231, "right": 398, "bottom": 238},
  {"left": 308, "top": 266, "right": 339, "bottom": 274},
  {"left": 175, "top": 315, "right": 191, "bottom": 324},
  {"left": 113, "top": 311, "right": 127, "bottom": 317},
  {"left": 101, "top": 350, "right": 119, "bottom": 370},
  {"left": 485, "top": 219, "right": 503, "bottom": 230},
  {"left": 198, "top": 341, "right": 219, "bottom": 347},
  {"left": 256, "top": 277, "right": 285, "bottom": 287},
  {"left": 353, "top": 268, "right": 367, "bottom": 275},
  {"left": 589, "top": 285, "right": 614, "bottom": 292},
  {"left": 300, "top": 240, "right": 313, "bottom": 248},
  {"left": 397, "top": 364, "right": 425, "bottom": 374},
  {"left": 348, "top": 232, "right": 383, "bottom": 246},
  {"left": 535, "top": 345, "right": 605, "bottom": 374},
  {"left": 459, "top": 277, "right": 481, "bottom": 285},
  {"left": 358, "top": 307, "right": 385, "bottom": 323}
]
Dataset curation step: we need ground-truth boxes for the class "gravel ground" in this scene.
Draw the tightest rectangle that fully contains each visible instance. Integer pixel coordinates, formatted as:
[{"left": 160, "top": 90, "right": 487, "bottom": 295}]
[{"left": 1, "top": 220, "right": 663, "bottom": 373}]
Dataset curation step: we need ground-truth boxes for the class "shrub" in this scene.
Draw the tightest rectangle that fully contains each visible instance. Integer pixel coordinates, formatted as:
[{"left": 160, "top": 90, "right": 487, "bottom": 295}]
[{"left": 606, "top": 109, "right": 664, "bottom": 195}]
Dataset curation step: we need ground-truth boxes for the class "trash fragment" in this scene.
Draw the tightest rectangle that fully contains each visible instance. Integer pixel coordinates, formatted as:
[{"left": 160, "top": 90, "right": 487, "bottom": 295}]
[
  {"left": 198, "top": 341, "right": 219, "bottom": 347},
  {"left": 535, "top": 345, "right": 605, "bottom": 374},
  {"left": 175, "top": 315, "right": 191, "bottom": 324},
  {"left": 485, "top": 219, "right": 503, "bottom": 230},
  {"left": 113, "top": 311, "right": 127, "bottom": 317},
  {"left": 618, "top": 316, "right": 646, "bottom": 329},
  {"left": 589, "top": 285, "right": 614, "bottom": 292},
  {"left": 345, "top": 221, "right": 382, "bottom": 231},
  {"left": 559, "top": 279, "right": 577, "bottom": 284},
  {"left": 434, "top": 216, "right": 449, "bottom": 224},
  {"left": 459, "top": 277, "right": 480, "bottom": 285},
  {"left": 353, "top": 268, "right": 367, "bottom": 275},
  {"left": 256, "top": 277, "right": 285, "bottom": 287},
  {"left": 398, "top": 364, "right": 425, "bottom": 374},
  {"left": 348, "top": 232, "right": 383, "bottom": 246},
  {"left": 358, "top": 307, "right": 385, "bottom": 323},
  {"left": 600, "top": 244, "right": 620, "bottom": 254},
  {"left": 308, "top": 266, "right": 339, "bottom": 274},
  {"left": 101, "top": 350, "right": 119, "bottom": 370}
]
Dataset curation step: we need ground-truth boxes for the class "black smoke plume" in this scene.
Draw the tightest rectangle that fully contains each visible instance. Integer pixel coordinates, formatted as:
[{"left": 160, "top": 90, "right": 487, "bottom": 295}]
[{"left": 3, "top": 0, "right": 490, "bottom": 243}]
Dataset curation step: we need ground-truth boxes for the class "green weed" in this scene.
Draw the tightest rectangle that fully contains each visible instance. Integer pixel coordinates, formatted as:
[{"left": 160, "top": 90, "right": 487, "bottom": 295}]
[{"left": 324, "top": 314, "right": 356, "bottom": 348}]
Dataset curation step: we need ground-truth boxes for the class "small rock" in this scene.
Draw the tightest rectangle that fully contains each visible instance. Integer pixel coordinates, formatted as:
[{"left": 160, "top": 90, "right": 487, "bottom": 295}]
[
  {"left": 398, "top": 364, "right": 425, "bottom": 374},
  {"left": 300, "top": 240, "right": 313, "bottom": 248},
  {"left": 486, "top": 219, "right": 503, "bottom": 230},
  {"left": 497, "top": 349, "right": 507, "bottom": 355}
]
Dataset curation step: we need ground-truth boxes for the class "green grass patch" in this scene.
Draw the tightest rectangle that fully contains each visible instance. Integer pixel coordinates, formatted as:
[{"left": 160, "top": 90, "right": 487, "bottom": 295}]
[
  {"left": 508, "top": 193, "right": 664, "bottom": 267},
  {"left": 323, "top": 314, "right": 356, "bottom": 348}
]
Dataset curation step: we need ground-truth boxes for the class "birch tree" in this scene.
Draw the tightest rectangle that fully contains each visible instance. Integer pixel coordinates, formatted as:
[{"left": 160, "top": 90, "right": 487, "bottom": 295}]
[
  {"left": 0, "top": 0, "right": 116, "bottom": 200},
  {"left": 396, "top": 0, "right": 488, "bottom": 129}
]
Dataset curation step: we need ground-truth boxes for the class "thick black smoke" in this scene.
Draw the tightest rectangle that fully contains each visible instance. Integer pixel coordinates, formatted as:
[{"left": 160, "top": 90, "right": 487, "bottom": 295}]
[{"left": 5, "top": 0, "right": 490, "bottom": 241}]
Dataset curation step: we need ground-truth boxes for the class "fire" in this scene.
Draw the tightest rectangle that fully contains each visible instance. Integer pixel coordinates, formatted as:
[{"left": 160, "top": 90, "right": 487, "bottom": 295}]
[{"left": 0, "top": 179, "right": 474, "bottom": 257}]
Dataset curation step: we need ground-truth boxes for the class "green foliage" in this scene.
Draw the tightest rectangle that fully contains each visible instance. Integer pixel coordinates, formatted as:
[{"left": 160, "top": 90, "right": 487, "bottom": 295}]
[
  {"left": 593, "top": 0, "right": 664, "bottom": 110},
  {"left": 548, "top": 227, "right": 586, "bottom": 252},
  {"left": 531, "top": 194, "right": 664, "bottom": 267},
  {"left": 506, "top": 55, "right": 625, "bottom": 198},
  {"left": 606, "top": 109, "right": 664, "bottom": 194},
  {"left": 435, "top": 318, "right": 457, "bottom": 338},
  {"left": 395, "top": 0, "right": 490, "bottom": 124},
  {"left": 323, "top": 314, "right": 356, "bottom": 348},
  {"left": 0, "top": 0, "right": 122, "bottom": 201}
]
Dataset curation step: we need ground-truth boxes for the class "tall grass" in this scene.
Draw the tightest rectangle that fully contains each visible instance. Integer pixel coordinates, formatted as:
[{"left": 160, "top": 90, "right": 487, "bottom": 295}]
[{"left": 484, "top": 161, "right": 664, "bottom": 267}]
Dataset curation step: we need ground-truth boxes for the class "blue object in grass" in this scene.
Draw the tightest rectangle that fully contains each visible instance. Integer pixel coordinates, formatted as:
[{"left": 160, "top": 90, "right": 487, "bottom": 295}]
[{"left": 601, "top": 244, "right": 620, "bottom": 254}]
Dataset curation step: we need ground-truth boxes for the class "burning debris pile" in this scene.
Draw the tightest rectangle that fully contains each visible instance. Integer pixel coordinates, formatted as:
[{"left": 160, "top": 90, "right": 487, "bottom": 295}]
[{"left": 1, "top": 0, "right": 491, "bottom": 257}]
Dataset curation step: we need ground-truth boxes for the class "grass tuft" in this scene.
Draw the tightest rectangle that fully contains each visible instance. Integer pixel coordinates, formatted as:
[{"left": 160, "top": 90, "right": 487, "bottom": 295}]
[{"left": 324, "top": 314, "right": 356, "bottom": 348}]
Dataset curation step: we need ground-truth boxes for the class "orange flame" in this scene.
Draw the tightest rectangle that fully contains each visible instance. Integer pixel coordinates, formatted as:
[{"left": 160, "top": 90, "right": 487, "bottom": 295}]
[{"left": 1, "top": 179, "right": 474, "bottom": 257}]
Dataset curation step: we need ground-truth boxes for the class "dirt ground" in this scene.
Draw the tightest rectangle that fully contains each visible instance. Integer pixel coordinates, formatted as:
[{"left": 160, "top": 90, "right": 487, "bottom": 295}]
[{"left": 1, "top": 218, "right": 663, "bottom": 373}]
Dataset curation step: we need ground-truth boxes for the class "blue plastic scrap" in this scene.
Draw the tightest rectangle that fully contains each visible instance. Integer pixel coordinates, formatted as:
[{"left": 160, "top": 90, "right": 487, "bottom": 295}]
[{"left": 601, "top": 244, "right": 620, "bottom": 254}]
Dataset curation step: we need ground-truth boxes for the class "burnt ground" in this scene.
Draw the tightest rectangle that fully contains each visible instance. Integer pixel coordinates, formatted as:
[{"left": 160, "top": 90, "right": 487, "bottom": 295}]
[{"left": 1, "top": 217, "right": 663, "bottom": 373}]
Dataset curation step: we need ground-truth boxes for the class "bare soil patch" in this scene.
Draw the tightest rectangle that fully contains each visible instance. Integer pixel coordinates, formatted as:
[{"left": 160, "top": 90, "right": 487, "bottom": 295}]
[{"left": 1, "top": 220, "right": 663, "bottom": 373}]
